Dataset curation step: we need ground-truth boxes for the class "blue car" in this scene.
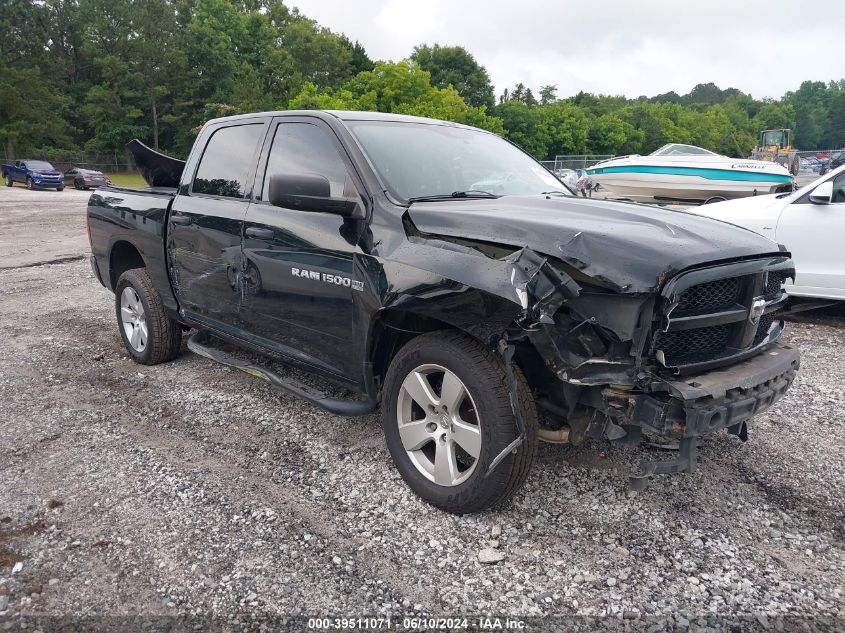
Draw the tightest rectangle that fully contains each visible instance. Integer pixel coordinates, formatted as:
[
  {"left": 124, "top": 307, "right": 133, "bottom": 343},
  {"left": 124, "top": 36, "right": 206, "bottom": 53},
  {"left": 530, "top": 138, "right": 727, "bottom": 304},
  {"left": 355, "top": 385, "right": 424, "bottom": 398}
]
[{"left": 2, "top": 159, "right": 65, "bottom": 190}]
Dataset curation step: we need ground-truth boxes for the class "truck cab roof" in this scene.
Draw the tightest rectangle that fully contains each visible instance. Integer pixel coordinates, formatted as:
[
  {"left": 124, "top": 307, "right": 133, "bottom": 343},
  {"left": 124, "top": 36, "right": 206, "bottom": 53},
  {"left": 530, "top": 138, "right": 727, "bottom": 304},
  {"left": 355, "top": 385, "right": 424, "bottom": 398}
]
[{"left": 204, "top": 109, "right": 480, "bottom": 131}]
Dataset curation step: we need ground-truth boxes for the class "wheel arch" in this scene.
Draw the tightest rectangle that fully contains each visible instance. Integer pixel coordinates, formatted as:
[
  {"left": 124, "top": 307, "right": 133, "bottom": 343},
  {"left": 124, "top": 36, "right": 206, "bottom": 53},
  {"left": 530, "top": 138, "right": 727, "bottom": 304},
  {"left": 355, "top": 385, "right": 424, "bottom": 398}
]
[
  {"left": 368, "top": 309, "right": 459, "bottom": 391},
  {"left": 109, "top": 240, "right": 146, "bottom": 290},
  {"left": 366, "top": 291, "right": 520, "bottom": 391}
]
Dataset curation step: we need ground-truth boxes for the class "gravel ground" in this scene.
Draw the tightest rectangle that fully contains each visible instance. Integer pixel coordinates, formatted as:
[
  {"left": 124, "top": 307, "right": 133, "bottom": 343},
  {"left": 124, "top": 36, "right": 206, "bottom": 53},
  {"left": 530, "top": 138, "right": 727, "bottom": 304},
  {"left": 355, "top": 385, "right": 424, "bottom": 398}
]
[{"left": 1, "top": 186, "right": 843, "bottom": 631}]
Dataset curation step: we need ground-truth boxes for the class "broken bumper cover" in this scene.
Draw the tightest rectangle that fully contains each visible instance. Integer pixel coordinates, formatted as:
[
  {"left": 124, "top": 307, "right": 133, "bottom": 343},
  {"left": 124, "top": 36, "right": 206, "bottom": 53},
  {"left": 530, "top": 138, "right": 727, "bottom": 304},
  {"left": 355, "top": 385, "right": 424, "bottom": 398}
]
[
  {"left": 624, "top": 343, "right": 799, "bottom": 489},
  {"left": 635, "top": 343, "right": 799, "bottom": 436}
]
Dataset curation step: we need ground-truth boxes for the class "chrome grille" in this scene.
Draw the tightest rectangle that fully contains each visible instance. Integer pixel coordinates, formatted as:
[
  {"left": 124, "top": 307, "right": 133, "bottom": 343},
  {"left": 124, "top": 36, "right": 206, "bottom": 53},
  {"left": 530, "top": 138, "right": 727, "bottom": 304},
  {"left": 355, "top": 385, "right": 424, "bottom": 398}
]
[
  {"left": 656, "top": 325, "right": 731, "bottom": 364},
  {"left": 765, "top": 271, "right": 790, "bottom": 299},
  {"left": 655, "top": 264, "right": 790, "bottom": 369},
  {"left": 753, "top": 314, "right": 777, "bottom": 346},
  {"left": 673, "top": 277, "right": 741, "bottom": 316}
]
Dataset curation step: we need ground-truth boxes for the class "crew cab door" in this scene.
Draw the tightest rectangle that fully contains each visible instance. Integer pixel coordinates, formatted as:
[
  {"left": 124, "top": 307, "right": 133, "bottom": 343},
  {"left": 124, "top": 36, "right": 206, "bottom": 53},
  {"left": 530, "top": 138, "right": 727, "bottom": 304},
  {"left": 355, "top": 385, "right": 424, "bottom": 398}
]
[
  {"left": 238, "top": 116, "right": 368, "bottom": 380},
  {"left": 167, "top": 119, "right": 268, "bottom": 334},
  {"left": 776, "top": 170, "right": 845, "bottom": 297}
]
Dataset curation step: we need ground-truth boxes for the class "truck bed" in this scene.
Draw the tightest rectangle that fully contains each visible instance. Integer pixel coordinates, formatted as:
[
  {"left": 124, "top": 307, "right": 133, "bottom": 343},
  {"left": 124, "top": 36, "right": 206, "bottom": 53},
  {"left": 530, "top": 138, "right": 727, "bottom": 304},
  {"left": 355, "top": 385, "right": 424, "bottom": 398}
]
[{"left": 87, "top": 184, "right": 178, "bottom": 311}]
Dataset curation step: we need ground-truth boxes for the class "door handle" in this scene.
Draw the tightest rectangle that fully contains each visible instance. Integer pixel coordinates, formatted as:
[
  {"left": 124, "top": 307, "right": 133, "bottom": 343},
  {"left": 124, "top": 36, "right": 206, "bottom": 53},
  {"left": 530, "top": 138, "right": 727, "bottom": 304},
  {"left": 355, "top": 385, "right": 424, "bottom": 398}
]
[
  {"left": 245, "top": 227, "right": 274, "bottom": 239},
  {"left": 170, "top": 215, "right": 192, "bottom": 225}
]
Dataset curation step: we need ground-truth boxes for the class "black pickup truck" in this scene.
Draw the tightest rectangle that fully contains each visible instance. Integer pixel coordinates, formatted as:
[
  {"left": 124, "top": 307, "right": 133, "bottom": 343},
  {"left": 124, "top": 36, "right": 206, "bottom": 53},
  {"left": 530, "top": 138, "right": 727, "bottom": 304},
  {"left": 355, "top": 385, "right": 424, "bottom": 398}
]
[{"left": 87, "top": 110, "right": 799, "bottom": 514}]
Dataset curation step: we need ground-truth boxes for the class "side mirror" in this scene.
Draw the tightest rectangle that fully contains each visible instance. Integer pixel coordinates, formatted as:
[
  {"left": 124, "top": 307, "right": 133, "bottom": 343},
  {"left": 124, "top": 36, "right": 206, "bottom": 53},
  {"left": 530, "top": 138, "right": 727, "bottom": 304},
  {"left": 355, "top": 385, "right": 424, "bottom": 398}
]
[
  {"left": 808, "top": 180, "right": 834, "bottom": 204},
  {"left": 268, "top": 173, "right": 364, "bottom": 219}
]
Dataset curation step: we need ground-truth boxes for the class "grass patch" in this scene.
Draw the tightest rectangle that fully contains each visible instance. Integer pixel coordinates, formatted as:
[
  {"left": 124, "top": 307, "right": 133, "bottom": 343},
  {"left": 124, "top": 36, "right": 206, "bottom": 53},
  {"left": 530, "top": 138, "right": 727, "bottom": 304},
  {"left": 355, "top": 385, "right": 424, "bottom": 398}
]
[{"left": 105, "top": 172, "right": 147, "bottom": 188}]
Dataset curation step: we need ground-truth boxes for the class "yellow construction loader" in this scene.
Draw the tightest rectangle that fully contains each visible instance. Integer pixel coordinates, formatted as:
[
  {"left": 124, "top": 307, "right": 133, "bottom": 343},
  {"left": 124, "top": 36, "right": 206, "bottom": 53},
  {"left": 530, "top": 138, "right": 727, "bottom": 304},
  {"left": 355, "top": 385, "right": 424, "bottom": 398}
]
[{"left": 750, "top": 129, "right": 800, "bottom": 175}]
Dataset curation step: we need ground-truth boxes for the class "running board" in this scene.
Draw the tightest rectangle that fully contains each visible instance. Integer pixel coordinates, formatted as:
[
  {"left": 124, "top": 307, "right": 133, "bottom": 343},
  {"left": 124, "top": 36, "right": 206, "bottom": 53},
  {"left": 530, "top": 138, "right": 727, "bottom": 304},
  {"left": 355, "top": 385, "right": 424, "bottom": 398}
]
[{"left": 187, "top": 332, "right": 377, "bottom": 416}]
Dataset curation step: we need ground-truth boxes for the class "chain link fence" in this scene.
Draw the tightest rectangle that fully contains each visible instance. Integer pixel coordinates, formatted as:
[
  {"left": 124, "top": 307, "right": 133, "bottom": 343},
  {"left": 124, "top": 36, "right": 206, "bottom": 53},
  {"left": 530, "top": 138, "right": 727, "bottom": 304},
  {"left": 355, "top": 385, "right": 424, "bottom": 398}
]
[
  {"left": 552, "top": 155, "right": 614, "bottom": 171},
  {"left": 541, "top": 155, "right": 614, "bottom": 173},
  {"left": 2, "top": 150, "right": 137, "bottom": 174},
  {"left": 795, "top": 149, "right": 844, "bottom": 174}
]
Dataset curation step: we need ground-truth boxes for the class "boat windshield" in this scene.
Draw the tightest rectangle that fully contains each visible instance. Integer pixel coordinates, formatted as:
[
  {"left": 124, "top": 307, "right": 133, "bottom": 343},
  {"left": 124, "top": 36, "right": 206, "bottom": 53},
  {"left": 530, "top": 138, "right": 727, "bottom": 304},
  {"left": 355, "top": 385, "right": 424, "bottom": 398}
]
[{"left": 650, "top": 144, "right": 717, "bottom": 156}]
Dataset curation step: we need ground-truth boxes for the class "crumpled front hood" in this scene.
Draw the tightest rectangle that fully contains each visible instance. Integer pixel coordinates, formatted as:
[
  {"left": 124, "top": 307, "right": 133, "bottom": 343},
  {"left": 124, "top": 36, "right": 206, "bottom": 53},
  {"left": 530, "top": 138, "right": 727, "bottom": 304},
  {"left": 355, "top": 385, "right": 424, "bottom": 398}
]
[{"left": 407, "top": 195, "right": 785, "bottom": 292}]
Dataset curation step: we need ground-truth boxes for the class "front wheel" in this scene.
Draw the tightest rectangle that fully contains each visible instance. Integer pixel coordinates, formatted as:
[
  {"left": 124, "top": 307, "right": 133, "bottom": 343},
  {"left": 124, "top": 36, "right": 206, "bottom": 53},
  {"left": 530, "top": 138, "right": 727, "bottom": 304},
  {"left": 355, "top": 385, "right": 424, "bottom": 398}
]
[
  {"left": 26, "top": 177, "right": 33, "bottom": 190},
  {"left": 115, "top": 268, "right": 182, "bottom": 365},
  {"left": 382, "top": 331, "right": 538, "bottom": 514},
  {"left": 56, "top": 184, "right": 64, "bottom": 191},
  {"left": 4, "top": 175, "right": 11, "bottom": 187}
]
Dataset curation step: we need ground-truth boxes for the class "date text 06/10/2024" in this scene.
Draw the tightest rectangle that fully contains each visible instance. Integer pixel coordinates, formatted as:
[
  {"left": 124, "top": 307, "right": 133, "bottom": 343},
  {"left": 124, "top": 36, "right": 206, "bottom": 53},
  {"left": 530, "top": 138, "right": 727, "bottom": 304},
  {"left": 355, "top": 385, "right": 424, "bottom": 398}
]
[{"left": 307, "top": 616, "right": 527, "bottom": 630}]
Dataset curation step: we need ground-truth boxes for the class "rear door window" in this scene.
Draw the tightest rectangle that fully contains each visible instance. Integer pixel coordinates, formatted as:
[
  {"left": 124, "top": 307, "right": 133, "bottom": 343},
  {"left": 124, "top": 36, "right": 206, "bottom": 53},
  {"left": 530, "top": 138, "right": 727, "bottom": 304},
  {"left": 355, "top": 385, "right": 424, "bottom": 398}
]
[{"left": 192, "top": 124, "right": 264, "bottom": 199}]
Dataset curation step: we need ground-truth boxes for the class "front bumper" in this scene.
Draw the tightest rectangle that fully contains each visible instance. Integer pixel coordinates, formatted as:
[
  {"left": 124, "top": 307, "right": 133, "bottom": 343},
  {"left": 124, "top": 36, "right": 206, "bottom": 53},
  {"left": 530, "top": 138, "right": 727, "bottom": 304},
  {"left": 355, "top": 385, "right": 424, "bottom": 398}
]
[
  {"left": 632, "top": 342, "right": 800, "bottom": 438},
  {"left": 33, "top": 177, "right": 63, "bottom": 187},
  {"left": 608, "top": 343, "right": 799, "bottom": 489}
]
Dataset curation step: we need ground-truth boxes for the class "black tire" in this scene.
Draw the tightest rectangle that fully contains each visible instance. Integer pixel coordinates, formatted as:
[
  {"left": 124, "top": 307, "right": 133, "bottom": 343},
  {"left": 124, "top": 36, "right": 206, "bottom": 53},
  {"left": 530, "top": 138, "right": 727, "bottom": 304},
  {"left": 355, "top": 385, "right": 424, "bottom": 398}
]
[
  {"left": 114, "top": 268, "right": 182, "bottom": 365},
  {"left": 382, "top": 331, "right": 538, "bottom": 514},
  {"left": 26, "top": 177, "right": 33, "bottom": 190},
  {"left": 4, "top": 174, "right": 11, "bottom": 187},
  {"left": 244, "top": 260, "right": 262, "bottom": 295},
  {"left": 56, "top": 184, "right": 64, "bottom": 192}
]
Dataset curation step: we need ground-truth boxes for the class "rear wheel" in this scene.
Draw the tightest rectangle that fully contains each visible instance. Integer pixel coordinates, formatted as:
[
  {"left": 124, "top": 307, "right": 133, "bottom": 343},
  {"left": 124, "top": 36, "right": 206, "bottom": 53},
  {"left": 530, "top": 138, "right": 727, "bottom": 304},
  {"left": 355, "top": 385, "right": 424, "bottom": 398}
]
[
  {"left": 115, "top": 268, "right": 182, "bottom": 365},
  {"left": 4, "top": 174, "right": 11, "bottom": 187},
  {"left": 74, "top": 179, "right": 83, "bottom": 190},
  {"left": 382, "top": 331, "right": 538, "bottom": 514}
]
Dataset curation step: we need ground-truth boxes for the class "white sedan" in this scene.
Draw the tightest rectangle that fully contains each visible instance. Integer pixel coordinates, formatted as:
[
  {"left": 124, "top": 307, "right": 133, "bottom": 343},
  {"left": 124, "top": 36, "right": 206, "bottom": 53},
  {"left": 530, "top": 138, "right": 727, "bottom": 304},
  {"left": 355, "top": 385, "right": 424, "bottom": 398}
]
[{"left": 692, "top": 164, "right": 845, "bottom": 300}]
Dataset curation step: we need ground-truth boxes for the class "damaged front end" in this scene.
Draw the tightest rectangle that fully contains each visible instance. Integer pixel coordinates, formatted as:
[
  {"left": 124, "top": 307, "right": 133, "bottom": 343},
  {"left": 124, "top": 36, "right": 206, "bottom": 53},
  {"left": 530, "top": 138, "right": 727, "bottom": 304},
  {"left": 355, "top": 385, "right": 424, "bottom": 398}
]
[
  {"left": 500, "top": 247, "right": 799, "bottom": 489},
  {"left": 398, "top": 200, "right": 800, "bottom": 489}
]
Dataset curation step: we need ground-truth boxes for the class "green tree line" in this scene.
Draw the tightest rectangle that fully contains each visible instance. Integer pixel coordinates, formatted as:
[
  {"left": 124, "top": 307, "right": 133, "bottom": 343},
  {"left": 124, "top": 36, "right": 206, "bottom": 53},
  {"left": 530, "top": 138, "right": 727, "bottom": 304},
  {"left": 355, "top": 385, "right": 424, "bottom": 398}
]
[{"left": 3, "top": 0, "right": 844, "bottom": 162}]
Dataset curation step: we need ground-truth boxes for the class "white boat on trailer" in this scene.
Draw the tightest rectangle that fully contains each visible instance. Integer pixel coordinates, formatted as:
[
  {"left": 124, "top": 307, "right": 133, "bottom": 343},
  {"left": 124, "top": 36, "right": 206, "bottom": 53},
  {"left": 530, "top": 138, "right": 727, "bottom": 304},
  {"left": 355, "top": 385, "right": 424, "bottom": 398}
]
[{"left": 585, "top": 143, "right": 794, "bottom": 204}]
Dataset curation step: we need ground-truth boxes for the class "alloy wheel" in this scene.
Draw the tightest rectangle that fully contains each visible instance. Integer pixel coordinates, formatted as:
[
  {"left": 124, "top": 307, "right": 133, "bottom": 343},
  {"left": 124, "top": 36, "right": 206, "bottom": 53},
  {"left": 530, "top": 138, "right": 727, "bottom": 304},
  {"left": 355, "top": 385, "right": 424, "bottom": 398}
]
[
  {"left": 120, "top": 287, "right": 148, "bottom": 352},
  {"left": 396, "top": 364, "right": 482, "bottom": 486}
]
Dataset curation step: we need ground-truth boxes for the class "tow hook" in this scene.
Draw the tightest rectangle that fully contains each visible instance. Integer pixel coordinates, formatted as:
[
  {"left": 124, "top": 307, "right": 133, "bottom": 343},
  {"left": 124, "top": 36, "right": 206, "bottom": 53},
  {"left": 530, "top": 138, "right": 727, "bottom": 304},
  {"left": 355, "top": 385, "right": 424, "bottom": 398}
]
[
  {"left": 484, "top": 339, "right": 527, "bottom": 478},
  {"left": 628, "top": 435, "right": 699, "bottom": 491}
]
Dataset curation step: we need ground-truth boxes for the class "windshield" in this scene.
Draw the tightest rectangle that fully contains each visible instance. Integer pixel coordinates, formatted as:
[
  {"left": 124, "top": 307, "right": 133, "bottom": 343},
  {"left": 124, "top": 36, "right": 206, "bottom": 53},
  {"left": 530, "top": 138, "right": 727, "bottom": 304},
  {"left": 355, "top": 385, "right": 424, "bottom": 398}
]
[
  {"left": 26, "top": 160, "right": 55, "bottom": 170},
  {"left": 650, "top": 144, "right": 717, "bottom": 156},
  {"left": 761, "top": 131, "right": 787, "bottom": 148},
  {"left": 345, "top": 121, "right": 570, "bottom": 201}
]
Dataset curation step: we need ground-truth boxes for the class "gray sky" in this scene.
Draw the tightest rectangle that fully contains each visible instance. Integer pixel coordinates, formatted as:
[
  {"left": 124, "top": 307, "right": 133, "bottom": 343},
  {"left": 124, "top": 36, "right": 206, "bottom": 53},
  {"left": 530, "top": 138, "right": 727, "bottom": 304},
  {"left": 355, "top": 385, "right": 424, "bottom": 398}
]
[{"left": 290, "top": 0, "right": 843, "bottom": 100}]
